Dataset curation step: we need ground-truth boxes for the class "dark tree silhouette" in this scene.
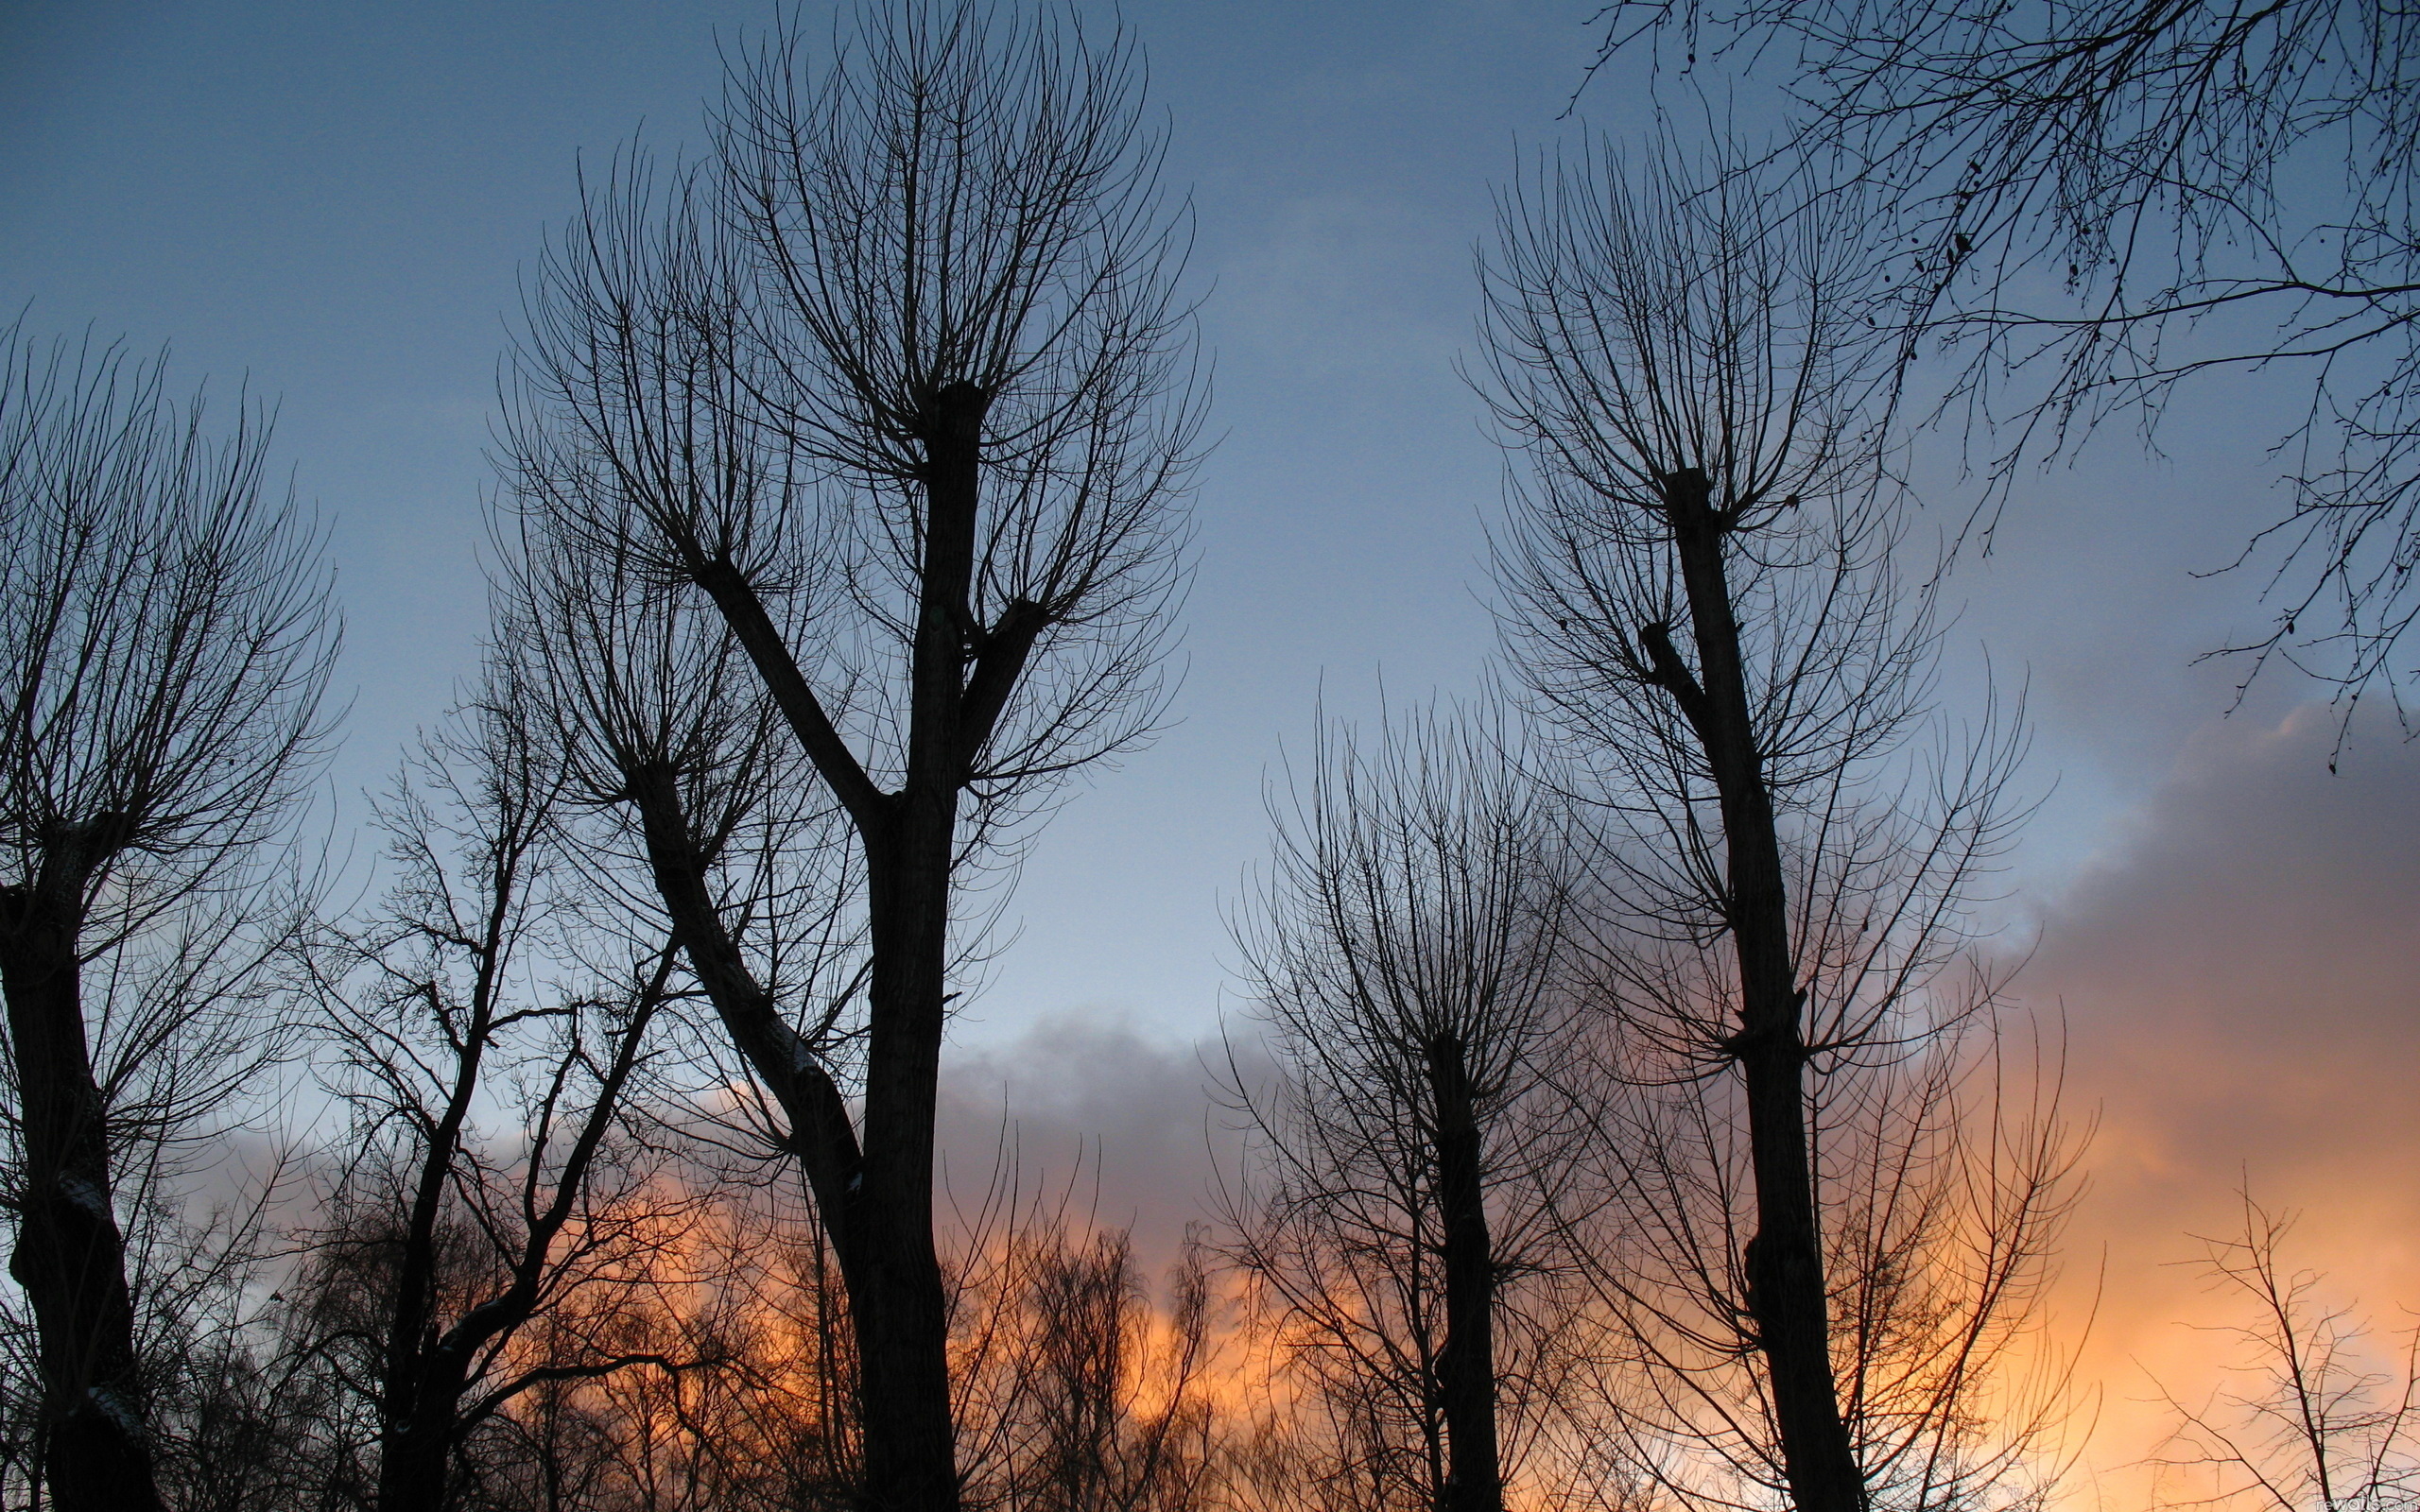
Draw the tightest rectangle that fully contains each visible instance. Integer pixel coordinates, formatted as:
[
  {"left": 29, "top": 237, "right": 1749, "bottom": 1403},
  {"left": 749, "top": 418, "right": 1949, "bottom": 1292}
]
[
  {"left": 307, "top": 662, "right": 713, "bottom": 1512},
  {"left": 1480, "top": 144, "right": 2069, "bottom": 1512},
  {"left": 0, "top": 328, "right": 336, "bottom": 1512},
  {"left": 1589, "top": 0, "right": 2420, "bottom": 719},
  {"left": 508, "top": 6, "right": 1201, "bottom": 1504},
  {"left": 1220, "top": 703, "right": 1584, "bottom": 1512},
  {"left": 951, "top": 1206, "right": 1219, "bottom": 1512}
]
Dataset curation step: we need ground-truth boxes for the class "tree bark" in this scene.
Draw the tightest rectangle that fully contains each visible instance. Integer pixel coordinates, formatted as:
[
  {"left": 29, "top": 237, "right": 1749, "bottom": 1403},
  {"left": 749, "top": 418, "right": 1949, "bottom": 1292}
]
[
  {"left": 1650, "top": 468, "right": 1864, "bottom": 1512},
  {"left": 1426, "top": 1032, "right": 1503, "bottom": 1512},
  {"left": 0, "top": 816, "right": 164, "bottom": 1512},
  {"left": 378, "top": 1355, "right": 470, "bottom": 1512}
]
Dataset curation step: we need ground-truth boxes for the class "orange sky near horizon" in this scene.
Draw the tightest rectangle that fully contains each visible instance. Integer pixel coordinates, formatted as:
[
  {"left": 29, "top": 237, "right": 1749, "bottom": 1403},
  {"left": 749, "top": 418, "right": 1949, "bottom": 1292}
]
[
  {"left": 941, "top": 698, "right": 2420, "bottom": 1510},
  {"left": 2013, "top": 703, "right": 2420, "bottom": 1509}
]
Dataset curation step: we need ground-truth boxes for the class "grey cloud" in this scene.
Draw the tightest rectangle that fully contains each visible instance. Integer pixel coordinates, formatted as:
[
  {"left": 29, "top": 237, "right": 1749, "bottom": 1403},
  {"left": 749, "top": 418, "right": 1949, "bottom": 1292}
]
[
  {"left": 2013, "top": 702, "right": 2420, "bottom": 1395},
  {"left": 936, "top": 1012, "right": 1253, "bottom": 1278}
]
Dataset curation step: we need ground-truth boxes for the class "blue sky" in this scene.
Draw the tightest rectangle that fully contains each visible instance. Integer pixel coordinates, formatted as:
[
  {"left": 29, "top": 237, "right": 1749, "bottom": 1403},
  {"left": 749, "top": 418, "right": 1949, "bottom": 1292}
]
[{"left": 0, "top": 0, "right": 2325, "bottom": 1046}]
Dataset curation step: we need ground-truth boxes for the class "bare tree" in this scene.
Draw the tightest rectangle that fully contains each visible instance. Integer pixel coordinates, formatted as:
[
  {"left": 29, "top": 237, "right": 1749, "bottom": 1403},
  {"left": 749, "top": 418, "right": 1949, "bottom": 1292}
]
[
  {"left": 517, "top": 1172, "right": 858, "bottom": 1509},
  {"left": 304, "top": 658, "right": 729, "bottom": 1512},
  {"left": 1219, "top": 702, "right": 1584, "bottom": 1512},
  {"left": 500, "top": 371, "right": 875, "bottom": 1497},
  {"left": 507, "top": 5, "right": 1202, "bottom": 1503},
  {"left": 2148, "top": 1192, "right": 2420, "bottom": 1512},
  {"left": 1586, "top": 0, "right": 2420, "bottom": 718},
  {"left": 0, "top": 327, "right": 337, "bottom": 1512},
  {"left": 0, "top": 1140, "right": 329, "bottom": 1512},
  {"left": 286, "top": 1151, "right": 862, "bottom": 1512},
  {"left": 953, "top": 1211, "right": 1219, "bottom": 1512},
  {"left": 1479, "top": 143, "right": 2072, "bottom": 1512}
]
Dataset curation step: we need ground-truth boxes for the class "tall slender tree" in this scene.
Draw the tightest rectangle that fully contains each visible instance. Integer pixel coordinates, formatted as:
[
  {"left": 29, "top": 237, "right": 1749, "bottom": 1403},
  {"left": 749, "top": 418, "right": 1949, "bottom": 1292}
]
[
  {"left": 1587, "top": 0, "right": 2420, "bottom": 715},
  {"left": 509, "top": 7, "right": 1201, "bottom": 1503},
  {"left": 1221, "top": 703, "right": 1583, "bottom": 1512},
  {"left": 1480, "top": 145, "right": 2066, "bottom": 1512},
  {"left": 0, "top": 328, "right": 336, "bottom": 1512},
  {"left": 308, "top": 662, "right": 715, "bottom": 1512}
]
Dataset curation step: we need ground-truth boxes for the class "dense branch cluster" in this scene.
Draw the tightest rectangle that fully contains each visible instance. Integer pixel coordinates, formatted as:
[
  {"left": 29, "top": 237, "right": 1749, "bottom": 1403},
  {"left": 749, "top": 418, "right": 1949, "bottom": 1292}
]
[{"left": 1593, "top": 0, "right": 2420, "bottom": 715}]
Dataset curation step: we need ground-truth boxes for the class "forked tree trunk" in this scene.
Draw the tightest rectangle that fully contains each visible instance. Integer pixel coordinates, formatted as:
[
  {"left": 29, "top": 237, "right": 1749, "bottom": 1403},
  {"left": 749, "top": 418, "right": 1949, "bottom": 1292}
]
[
  {"left": 838, "top": 379, "right": 993, "bottom": 1512},
  {"left": 377, "top": 1277, "right": 566, "bottom": 1512},
  {"left": 1426, "top": 1031, "right": 1503, "bottom": 1512},
  {"left": 366, "top": 857, "right": 674, "bottom": 1512},
  {"left": 1649, "top": 468, "right": 1864, "bottom": 1512},
  {"left": 671, "top": 383, "right": 1009, "bottom": 1512},
  {"left": 0, "top": 817, "right": 164, "bottom": 1512},
  {"left": 643, "top": 765, "right": 961, "bottom": 1512}
]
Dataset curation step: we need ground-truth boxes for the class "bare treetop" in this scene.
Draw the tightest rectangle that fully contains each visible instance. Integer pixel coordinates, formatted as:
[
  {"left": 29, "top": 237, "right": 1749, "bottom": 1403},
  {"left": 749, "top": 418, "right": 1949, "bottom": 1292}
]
[
  {"left": 518, "top": 3, "right": 1202, "bottom": 815},
  {"left": 718, "top": 4, "right": 1190, "bottom": 478},
  {"left": 0, "top": 329, "right": 337, "bottom": 935},
  {"left": 1590, "top": 0, "right": 2420, "bottom": 715},
  {"left": 1242, "top": 704, "right": 1577, "bottom": 1123},
  {"left": 1479, "top": 144, "right": 1892, "bottom": 535}
]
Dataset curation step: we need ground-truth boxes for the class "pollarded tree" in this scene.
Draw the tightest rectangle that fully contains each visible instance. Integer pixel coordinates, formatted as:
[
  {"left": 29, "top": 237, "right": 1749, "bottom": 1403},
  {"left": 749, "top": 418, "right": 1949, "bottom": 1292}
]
[
  {"left": 1587, "top": 0, "right": 2420, "bottom": 717},
  {"left": 1221, "top": 703, "right": 1585, "bottom": 1512},
  {"left": 509, "top": 7, "right": 1201, "bottom": 1505},
  {"left": 0, "top": 328, "right": 337, "bottom": 1512},
  {"left": 1480, "top": 144, "right": 2072, "bottom": 1512}
]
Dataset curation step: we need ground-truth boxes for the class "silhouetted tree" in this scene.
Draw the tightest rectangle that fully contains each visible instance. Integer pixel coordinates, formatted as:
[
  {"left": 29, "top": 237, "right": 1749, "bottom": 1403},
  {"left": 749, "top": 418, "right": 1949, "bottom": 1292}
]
[
  {"left": 306, "top": 662, "right": 714, "bottom": 1512},
  {"left": 516, "top": 1176, "right": 856, "bottom": 1508},
  {"left": 2149, "top": 1192, "right": 2420, "bottom": 1512},
  {"left": 508, "top": 5, "right": 1201, "bottom": 1504},
  {"left": 954, "top": 1214, "right": 1219, "bottom": 1512},
  {"left": 0, "top": 327, "right": 337, "bottom": 1512},
  {"left": 501, "top": 371, "right": 875, "bottom": 1500},
  {"left": 1481, "top": 143, "right": 2071, "bottom": 1512},
  {"left": 1589, "top": 0, "right": 2420, "bottom": 713},
  {"left": 1220, "top": 703, "right": 1583, "bottom": 1512}
]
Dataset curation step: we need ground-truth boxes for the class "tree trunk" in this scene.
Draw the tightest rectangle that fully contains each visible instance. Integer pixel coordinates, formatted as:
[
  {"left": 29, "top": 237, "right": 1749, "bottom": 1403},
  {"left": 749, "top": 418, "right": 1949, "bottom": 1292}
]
[
  {"left": 378, "top": 1369, "right": 465, "bottom": 1512},
  {"left": 1426, "top": 1032, "right": 1503, "bottom": 1512},
  {"left": 843, "top": 379, "right": 992, "bottom": 1512},
  {"left": 0, "top": 820, "right": 164, "bottom": 1512},
  {"left": 378, "top": 1297, "right": 541, "bottom": 1512},
  {"left": 376, "top": 988, "right": 493, "bottom": 1512},
  {"left": 853, "top": 837, "right": 958, "bottom": 1511},
  {"left": 629, "top": 768, "right": 890, "bottom": 1491},
  {"left": 1657, "top": 469, "right": 1864, "bottom": 1512}
]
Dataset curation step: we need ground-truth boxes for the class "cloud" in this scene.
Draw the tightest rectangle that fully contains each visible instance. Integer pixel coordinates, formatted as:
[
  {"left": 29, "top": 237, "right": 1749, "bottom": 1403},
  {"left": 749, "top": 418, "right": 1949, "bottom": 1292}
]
[
  {"left": 936, "top": 1011, "right": 1251, "bottom": 1279},
  {"left": 2012, "top": 703, "right": 2420, "bottom": 1496}
]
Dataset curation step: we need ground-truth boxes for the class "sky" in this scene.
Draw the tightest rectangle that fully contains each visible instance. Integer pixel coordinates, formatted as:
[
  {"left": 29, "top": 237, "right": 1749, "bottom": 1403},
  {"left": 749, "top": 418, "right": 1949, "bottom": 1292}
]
[{"left": 4, "top": 1, "right": 2411, "bottom": 1502}]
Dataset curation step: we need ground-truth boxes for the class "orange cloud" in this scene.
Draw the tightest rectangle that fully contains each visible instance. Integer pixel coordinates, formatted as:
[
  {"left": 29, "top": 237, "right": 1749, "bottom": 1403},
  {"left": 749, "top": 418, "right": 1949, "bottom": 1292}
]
[{"left": 2014, "top": 705, "right": 2420, "bottom": 1505}]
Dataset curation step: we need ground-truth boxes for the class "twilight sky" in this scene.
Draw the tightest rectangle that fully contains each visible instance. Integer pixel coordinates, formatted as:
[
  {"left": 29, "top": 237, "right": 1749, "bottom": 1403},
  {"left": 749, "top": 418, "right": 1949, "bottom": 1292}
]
[{"left": 5, "top": 1, "right": 2411, "bottom": 1500}]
